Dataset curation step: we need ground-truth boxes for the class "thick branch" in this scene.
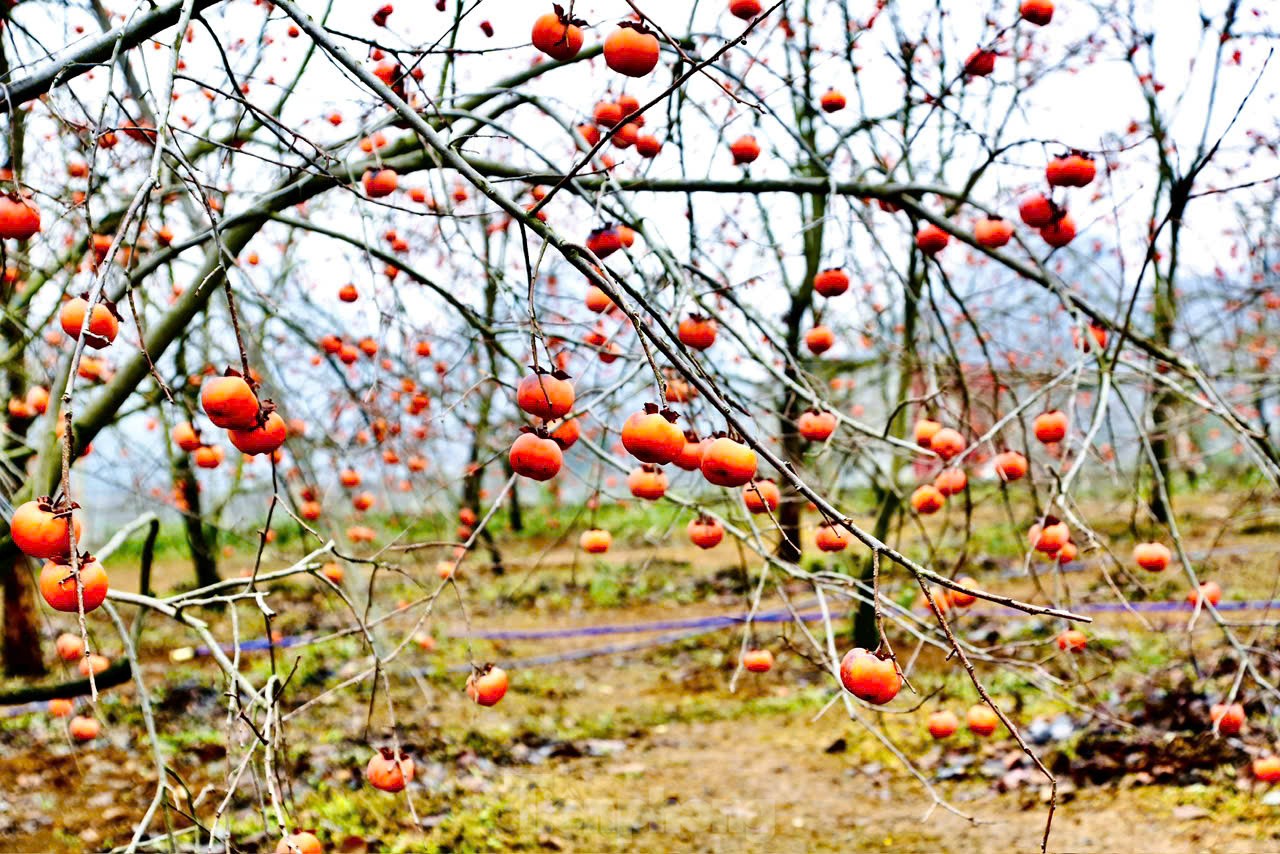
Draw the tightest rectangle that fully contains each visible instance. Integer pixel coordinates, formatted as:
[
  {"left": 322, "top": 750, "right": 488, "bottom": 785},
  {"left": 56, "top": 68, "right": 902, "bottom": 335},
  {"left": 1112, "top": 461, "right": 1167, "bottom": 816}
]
[{"left": 0, "top": 0, "right": 226, "bottom": 113}]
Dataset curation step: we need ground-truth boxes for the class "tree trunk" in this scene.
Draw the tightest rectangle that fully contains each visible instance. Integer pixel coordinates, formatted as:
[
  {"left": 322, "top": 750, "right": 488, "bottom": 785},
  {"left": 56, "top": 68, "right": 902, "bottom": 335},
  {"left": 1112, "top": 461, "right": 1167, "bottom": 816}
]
[
  {"left": 852, "top": 490, "right": 899, "bottom": 650},
  {"left": 1148, "top": 229, "right": 1180, "bottom": 524},
  {"left": 0, "top": 26, "right": 39, "bottom": 676},
  {"left": 172, "top": 343, "right": 220, "bottom": 588},
  {"left": 776, "top": 185, "right": 827, "bottom": 563},
  {"left": 851, "top": 260, "right": 922, "bottom": 647},
  {"left": 2, "top": 549, "right": 45, "bottom": 677},
  {"left": 1148, "top": 396, "right": 1173, "bottom": 524},
  {"left": 462, "top": 264, "right": 504, "bottom": 574},
  {"left": 507, "top": 467, "right": 524, "bottom": 533},
  {"left": 177, "top": 454, "right": 221, "bottom": 588}
]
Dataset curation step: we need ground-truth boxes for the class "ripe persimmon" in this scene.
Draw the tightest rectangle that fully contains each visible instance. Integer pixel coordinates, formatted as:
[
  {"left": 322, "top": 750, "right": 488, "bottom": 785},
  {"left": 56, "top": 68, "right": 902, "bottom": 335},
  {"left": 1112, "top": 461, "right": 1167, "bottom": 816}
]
[
  {"left": 25, "top": 386, "right": 49, "bottom": 415},
  {"left": 815, "top": 522, "right": 848, "bottom": 553},
  {"left": 1033, "top": 410, "right": 1068, "bottom": 443},
  {"left": 819, "top": 88, "right": 846, "bottom": 112},
  {"left": 700, "top": 436, "right": 757, "bottom": 487},
  {"left": 993, "top": 450, "right": 1028, "bottom": 481},
  {"left": 550, "top": 417, "right": 580, "bottom": 449},
  {"left": 927, "top": 710, "right": 959, "bottom": 739},
  {"left": 911, "top": 484, "right": 945, "bottom": 514},
  {"left": 1252, "top": 756, "right": 1280, "bottom": 783},
  {"left": 366, "top": 747, "right": 414, "bottom": 792},
  {"left": 193, "top": 445, "right": 224, "bottom": 469},
  {"left": 743, "top": 479, "right": 780, "bottom": 514},
  {"left": 949, "top": 577, "right": 978, "bottom": 607},
  {"left": 466, "top": 663, "right": 509, "bottom": 706},
  {"left": 586, "top": 226, "right": 623, "bottom": 258},
  {"left": 1020, "top": 0, "right": 1054, "bottom": 25},
  {"left": 742, "top": 648, "right": 773, "bottom": 672},
  {"left": 201, "top": 373, "right": 260, "bottom": 429},
  {"left": 362, "top": 168, "right": 398, "bottom": 198},
  {"left": 79, "top": 653, "right": 110, "bottom": 676},
  {"left": 59, "top": 297, "right": 119, "bottom": 348},
  {"left": 611, "top": 122, "right": 639, "bottom": 148},
  {"left": 964, "top": 49, "right": 996, "bottom": 77},
  {"left": 1056, "top": 629, "right": 1087, "bottom": 652},
  {"left": 688, "top": 515, "right": 724, "bottom": 549},
  {"left": 729, "top": 135, "right": 761, "bottom": 165},
  {"left": 627, "top": 464, "right": 668, "bottom": 500},
  {"left": 276, "top": 831, "right": 323, "bottom": 854},
  {"left": 621, "top": 405, "right": 684, "bottom": 464},
  {"left": 40, "top": 557, "right": 108, "bottom": 613},
  {"left": 635, "top": 134, "right": 662, "bottom": 157},
  {"left": 673, "top": 431, "right": 706, "bottom": 470},
  {"left": 616, "top": 93, "right": 640, "bottom": 119},
  {"left": 797, "top": 410, "right": 836, "bottom": 442},
  {"left": 1210, "top": 702, "right": 1245, "bottom": 735},
  {"left": 1046, "top": 151, "right": 1096, "bottom": 187},
  {"left": 974, "top": 216, "right": 1013, "bottom": 248},
  {"left": 8, "top": 397, "right": 33, "bottom": 420},
  {"left": 593, "top": 100, "right": 623, "bottom": 128},
  {"left": 0, "top": 194, "right": 40, "bottom": 240},
  {"left": 1072, "top": 323, "right": 1108, "bottom": 352},
  {"left": 915, "top": 223, "right": 950, "bottom": 254},
  {"left": 584, "top": 284, "right": 613, "bottom": 313},
  {"left": 934, "top": 468, "right": 967, "bottom": 496},
  {"left": 805, "top": 325, "right": 834, "bottom": 355},
  {"left": 1133, "top": 541, "right": 1171, "bottom": 572},
  {"left": 172, "top": 421, "right": 202, "bottom": 452},
  {"left": 603, "top": 22, "right": 659, "bottom": 77},
  {"left": 1018, "top": 193, "right": 1054, "bottom": 227},
  {"left": 666, "top": 379, "right": 694, "bottom": 403},
  {"left": 1040, "top": 213, "right": 1076, "bottom": 248},
  {"left": 1188, "top": 581, "right": 1222, "bottom": 607},
  {"left": 517, "top": 369, "right": 575, "bottom": 420},
  {"left": 229, "top": 411, "right": 287, "bottom": 455},
  {"left": 929, "top": 427, "right": 965, "bottom": 459},
  {"left": 839, "top": 648, "right": 901, "bottom": 705},
  {"left": 531, "top": 6, "right": 584, "bottom": 61},
  {"left": 11, "top": 498, "right": 81, "bottom": 559},
  {"left": 914, "top": 418, "right": 942, "bottom": 448},
  {"left": 69, "top": 715, "right": 100, "bottom": 742},
  {"left": 1029, "top": 517, "right": 1070, "bottom": 554},
  {"left": 678, "top": 314, "right": 717, "bottom": 350},
  {"left": 813, "top": 268, "right": 850, "bottom": 297},
  {"left": 579, "top": 528, "right": 612, "bottom": 554},
  {"left": 347, "top": 525, "right": 376, "bottom": 543},
  {"left": 509, "top": 431, "right": 563, "bottom": 481},
  {"left": 966, "top": 704, "right": 1000, "bottom": 736},
  {"left": 56, "top": 632, "right": 85, "bottom": 661},
  {"left": 729, "top": 0, "right": 763, "bottom": 19}
]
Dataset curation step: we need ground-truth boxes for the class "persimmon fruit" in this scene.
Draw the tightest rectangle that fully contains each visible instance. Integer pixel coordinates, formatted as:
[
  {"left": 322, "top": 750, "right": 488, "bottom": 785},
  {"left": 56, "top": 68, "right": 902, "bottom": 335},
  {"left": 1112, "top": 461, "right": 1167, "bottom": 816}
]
[{"left": 466, "top": 664, "right": 509, "bottom": 706}]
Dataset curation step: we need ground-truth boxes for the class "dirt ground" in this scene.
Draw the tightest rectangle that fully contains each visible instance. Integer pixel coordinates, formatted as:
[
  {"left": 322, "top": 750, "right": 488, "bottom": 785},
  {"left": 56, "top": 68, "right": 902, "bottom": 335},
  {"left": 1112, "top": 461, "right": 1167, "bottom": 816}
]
[
  {"left": 4, "top": 498, "right": 1280, "bottom": 852},
  {"left": 3, "top": 659, "right": 1276, "bottom": 853},
  {"left": 470, "top": 719, "right": 1273, "bottom": 854}
]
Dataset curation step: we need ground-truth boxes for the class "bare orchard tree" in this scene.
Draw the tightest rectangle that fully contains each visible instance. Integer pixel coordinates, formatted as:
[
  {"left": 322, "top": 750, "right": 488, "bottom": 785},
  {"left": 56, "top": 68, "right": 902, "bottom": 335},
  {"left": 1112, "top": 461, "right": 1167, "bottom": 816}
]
[{"left": 0, "top": 0, "right": 1277, "bottom": 850}]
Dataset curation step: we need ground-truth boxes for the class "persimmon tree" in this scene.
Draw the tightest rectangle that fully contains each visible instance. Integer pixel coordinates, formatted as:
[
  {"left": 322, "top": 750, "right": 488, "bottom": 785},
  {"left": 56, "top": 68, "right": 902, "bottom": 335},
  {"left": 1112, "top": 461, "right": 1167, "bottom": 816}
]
[{"left": 1, "top": 0, "right": 1278, "bottom": 850}]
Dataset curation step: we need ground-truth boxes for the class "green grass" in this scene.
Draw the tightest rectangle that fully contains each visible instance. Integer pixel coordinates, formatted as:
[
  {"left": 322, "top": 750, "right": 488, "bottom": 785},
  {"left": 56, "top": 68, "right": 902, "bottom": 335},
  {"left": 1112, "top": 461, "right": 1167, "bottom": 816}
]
[
  {"left": 106, "top": 521, "right": 192, "bottom": 564},
  {"left": 159, "top": 724, "right": 225, "bottom": 752}
]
